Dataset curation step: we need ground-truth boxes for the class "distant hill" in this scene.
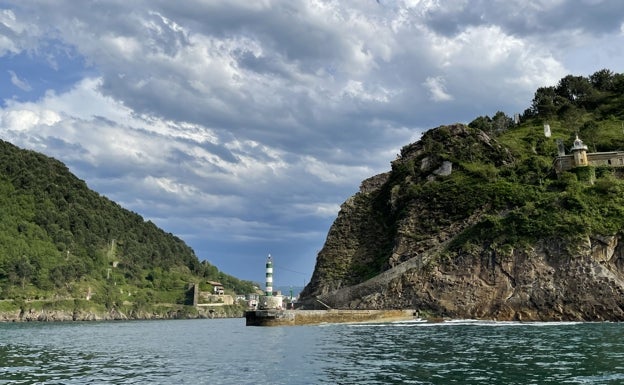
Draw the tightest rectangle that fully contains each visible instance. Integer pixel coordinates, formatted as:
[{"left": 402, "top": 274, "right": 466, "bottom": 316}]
[
  {"left": 300, "top": 69, "right": 624, "bottom": 321},
  {"left": 0, "top": 140, "right": 255, "bottom": 318}
]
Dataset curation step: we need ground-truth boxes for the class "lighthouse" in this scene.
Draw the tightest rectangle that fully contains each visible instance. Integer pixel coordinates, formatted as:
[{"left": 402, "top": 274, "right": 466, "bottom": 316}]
[
  {"left": 258, "top": 254, "right": 283, "bottom": 310},
  {"left": 265, "top": 254, "right": 273, "bottom": 296}
]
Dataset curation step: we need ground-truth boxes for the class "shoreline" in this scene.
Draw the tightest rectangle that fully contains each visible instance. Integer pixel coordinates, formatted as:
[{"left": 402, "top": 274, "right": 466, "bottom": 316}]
[{"left": 0, "top": 305, "right": 245, "bottom": 322}]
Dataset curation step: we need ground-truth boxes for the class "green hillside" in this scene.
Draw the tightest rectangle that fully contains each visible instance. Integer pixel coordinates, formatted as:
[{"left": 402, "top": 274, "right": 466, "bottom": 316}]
[
  {"left": 394, "top": 70, "right": 624, "bottom": 274},
  {"left": 0, "top": 140, "right": 255, "bottom": 314},
  {"left": 456, "top": 69, "right": 624, "bottom": 248},
  {"left": 385, "top": 69, "right": 624, "bottom": 264}
]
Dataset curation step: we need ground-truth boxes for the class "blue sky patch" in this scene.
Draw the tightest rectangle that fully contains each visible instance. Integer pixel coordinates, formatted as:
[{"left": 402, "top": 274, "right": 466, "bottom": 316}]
[{"left": 0, "top": 42, "right": 94, "bottom": 106}]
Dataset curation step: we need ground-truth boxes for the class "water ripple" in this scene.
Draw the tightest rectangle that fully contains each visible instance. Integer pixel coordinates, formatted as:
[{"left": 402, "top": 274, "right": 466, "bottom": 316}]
[{"left": 2, "top": 319, "right": 624, "bottom": 384}]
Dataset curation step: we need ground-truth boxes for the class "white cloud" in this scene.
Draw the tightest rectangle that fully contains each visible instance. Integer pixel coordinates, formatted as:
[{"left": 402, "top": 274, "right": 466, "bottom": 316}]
[
  {"left": 302, "top": 155, "right": 374, "bottom": 185},
  {"left": 0, "top": 0, "right": 622, "bottom": 282},
  {"left": 423, "top": 76, "right": 453, "bottom": 102},
  {"left": 0, "top": 108, "right": 60, "bottom": 131},
  {"left": 0, "top": 9, "right": 27, "bottom": 55},
  {"left": 8, "top": 70, "right": 31, "bottom": 91},
  {"left": 292, "top": 202, "right": 341, "bottom": 219}
]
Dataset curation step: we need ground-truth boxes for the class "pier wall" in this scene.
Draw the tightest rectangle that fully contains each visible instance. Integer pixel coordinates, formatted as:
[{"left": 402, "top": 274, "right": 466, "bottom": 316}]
[{"left": 245, "top": 309, "right": 416, "bottom": 326}]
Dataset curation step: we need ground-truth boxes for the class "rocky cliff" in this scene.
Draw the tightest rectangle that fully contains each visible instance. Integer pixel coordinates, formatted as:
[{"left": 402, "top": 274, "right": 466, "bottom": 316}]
[{"left": 299, "top": 123, "right": 624, "bottom": 321}]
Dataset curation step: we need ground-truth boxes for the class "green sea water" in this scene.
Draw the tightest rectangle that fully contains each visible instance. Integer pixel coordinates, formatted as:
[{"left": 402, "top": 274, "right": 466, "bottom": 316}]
[{"left": 1, "top": 318, "right": 623, "bottom": 384}]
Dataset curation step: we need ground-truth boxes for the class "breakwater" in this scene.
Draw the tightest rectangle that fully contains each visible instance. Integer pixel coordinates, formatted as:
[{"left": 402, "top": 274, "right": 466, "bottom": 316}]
[{"left": 245, "top": 309, "right": 417, "bottom": 326}]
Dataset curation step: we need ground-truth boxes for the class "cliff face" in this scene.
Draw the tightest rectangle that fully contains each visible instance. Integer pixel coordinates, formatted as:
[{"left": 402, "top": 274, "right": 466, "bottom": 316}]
[
  {"left": 299, "top": 124, "right": 624, "bottom": 321},
  {"left": 303, "top": 233, "right": 624, "bottom": 321}
]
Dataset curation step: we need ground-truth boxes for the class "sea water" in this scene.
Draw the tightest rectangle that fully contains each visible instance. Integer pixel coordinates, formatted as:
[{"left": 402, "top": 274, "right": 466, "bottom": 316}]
[{"left": 1, "top": 318, "right": 624, "bottom": 384}]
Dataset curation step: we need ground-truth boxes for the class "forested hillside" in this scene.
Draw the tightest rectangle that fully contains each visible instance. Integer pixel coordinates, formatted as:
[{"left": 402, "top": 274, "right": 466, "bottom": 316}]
[{"left": 0, "top": 140, "right": 255, "bottom": 314}]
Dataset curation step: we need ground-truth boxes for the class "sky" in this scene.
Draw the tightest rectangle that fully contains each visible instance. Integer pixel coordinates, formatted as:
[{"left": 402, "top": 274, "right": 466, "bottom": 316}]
[{"left": 0, "top": 0, "right": 623, "bottom": 287}]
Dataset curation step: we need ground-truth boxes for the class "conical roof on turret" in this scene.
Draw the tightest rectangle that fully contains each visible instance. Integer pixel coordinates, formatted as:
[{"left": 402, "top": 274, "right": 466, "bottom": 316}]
[{"left": 572, "top": 135, "right": 588, "bottom": 151}]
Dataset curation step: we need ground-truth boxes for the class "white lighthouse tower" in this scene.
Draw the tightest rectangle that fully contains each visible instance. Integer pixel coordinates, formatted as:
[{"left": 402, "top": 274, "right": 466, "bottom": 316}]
[
  {"left": 258, "top": 254, "right": 283, "bottom": 310},
  {"left": 265, "top": 254, "right": 273, "bottom": 296}
]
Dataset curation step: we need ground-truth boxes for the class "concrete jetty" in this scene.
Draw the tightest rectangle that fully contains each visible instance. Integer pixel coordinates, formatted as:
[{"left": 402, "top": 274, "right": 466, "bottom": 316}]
[
  {"left": 246, "top": 256, "right": 417, "bottom": 326},
  {"left": 245, "top": 309, "right": 417, "bottom": 326}
]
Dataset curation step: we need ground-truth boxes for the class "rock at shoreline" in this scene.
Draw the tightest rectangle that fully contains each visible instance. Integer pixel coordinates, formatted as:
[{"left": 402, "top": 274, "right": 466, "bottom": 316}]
[{"left": 0, "top": 305, "right": 245, "bottom": 322}]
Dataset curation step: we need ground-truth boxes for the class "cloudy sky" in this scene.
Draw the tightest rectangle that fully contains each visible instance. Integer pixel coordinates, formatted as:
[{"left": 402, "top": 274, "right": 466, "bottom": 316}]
[{"left": 0, "top": 0, "right": 623, "bottom": 287}]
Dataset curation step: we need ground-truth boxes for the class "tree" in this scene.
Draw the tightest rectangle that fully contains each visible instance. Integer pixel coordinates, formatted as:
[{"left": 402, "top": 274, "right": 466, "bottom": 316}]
[
  {"left": 491, "top": 111, "right": 514, "bottom": 132},
  {"left": 589, "top": 69, "right": 615, "bottom": 91},
  {"left": 469, "top": 115, "right": 492, "bottom": 131},
  {"left": 530, "top": 86, "right": 557, "bottom": 117},
  {"left": 555, "top": 75, "right": 596, "bottom": 108},
  {"left": 13, "top": 256, "right": 33, "bottom": 289}
]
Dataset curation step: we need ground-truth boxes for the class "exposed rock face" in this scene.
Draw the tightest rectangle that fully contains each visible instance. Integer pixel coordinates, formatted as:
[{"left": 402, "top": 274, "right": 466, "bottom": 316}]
[
  {"left": 299, "top": 124, "right": 624, "bottom": 321},
  {"left": 303, "top": 235, "right": 624, "bottom": 321}
]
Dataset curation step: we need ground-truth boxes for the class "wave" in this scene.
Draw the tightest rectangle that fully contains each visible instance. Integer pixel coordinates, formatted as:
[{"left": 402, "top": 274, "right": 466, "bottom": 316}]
[{"left": 343, "top": 318, "right": 587, "bottom": 328}]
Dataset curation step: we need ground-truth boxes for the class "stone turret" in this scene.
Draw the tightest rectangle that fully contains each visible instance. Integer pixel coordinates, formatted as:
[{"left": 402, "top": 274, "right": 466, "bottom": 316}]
[{"left": 571, "top": 135, "right": 588, "bottom": 167}]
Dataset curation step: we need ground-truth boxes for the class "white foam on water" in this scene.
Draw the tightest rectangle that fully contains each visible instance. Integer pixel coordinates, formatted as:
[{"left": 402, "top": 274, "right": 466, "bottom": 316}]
[{"left": 343, "top": 318, "right": 588, "bottom": 328}]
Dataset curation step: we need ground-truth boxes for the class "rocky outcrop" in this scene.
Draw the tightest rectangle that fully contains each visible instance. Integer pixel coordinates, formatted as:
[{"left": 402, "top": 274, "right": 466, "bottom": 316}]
[
  {"left": 299, "top": 124, "right": 624, "bottom": 321},
  {"left": 301, "top": 124, "right": 512, "bottom": 298},
  {"left": 302, "top": 235, "right": 624, "bottom": 321}
]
